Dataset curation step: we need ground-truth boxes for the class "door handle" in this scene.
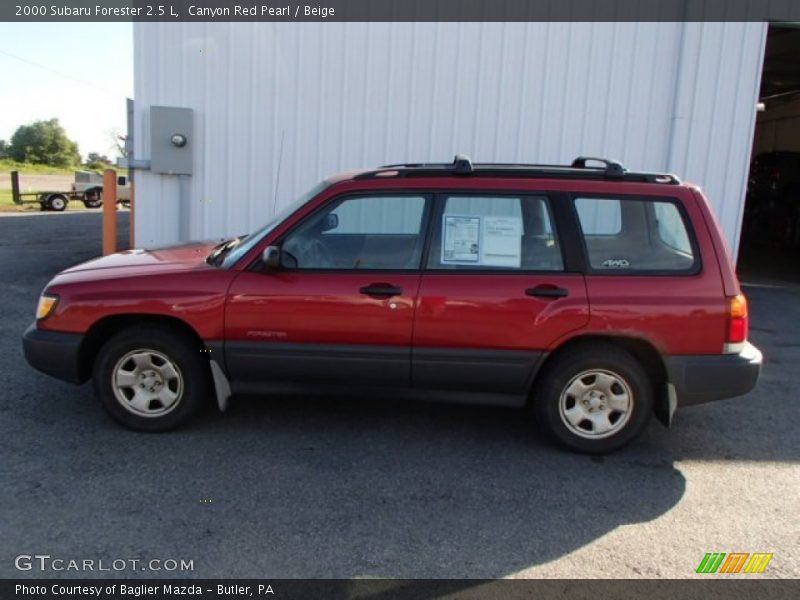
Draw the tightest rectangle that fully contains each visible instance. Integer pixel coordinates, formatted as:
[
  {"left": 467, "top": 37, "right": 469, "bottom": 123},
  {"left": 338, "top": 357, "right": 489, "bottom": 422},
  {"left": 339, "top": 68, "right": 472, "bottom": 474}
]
[
  {"left": 525, "top": 285, "right": 569, "bottom": 299},
  {"left": 360, "top": 284, "right": 403, "bottom": 297}
]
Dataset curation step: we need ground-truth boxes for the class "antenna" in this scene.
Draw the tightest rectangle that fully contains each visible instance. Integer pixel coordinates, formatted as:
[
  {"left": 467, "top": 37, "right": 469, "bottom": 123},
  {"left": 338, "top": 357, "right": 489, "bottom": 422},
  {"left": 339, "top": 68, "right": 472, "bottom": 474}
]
[{"left": 272, "top": 130, "right": 285, "bottom": 216}]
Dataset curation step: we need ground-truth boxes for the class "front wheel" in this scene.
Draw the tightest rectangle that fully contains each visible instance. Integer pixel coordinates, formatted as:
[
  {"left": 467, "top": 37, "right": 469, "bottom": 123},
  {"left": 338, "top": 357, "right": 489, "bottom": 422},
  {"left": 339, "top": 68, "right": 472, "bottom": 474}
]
[
  {"left": 533, "top": 344, "right": 653, "bottom": 453},
  {"left": 92, "top": 326, "right": 209, "bottom": 431}
]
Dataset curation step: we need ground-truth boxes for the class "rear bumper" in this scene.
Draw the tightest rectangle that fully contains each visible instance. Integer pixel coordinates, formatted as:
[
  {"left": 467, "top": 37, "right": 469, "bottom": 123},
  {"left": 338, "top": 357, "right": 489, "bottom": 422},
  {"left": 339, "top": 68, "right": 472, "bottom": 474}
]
[
  {"left": 665, "top": 342, "right": 762, "bottom": 407},
  {"left": 22, "top": 323, "right": 85, "bottom": 384}
]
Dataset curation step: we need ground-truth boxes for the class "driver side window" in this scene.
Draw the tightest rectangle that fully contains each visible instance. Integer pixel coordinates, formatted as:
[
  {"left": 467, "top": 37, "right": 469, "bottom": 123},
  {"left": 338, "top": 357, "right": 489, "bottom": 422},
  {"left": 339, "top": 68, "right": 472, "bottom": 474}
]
[{"left": 281, "top": 194, "right": 428, "bottom": 270}]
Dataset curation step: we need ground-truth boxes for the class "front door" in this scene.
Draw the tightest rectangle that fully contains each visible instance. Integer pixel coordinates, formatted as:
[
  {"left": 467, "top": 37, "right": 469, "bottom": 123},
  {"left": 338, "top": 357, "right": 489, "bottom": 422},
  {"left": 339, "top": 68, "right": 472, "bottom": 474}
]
[
  {"left": 225, "top": 192, "right": 432, "bottom": 390},
  {"left": 411, "top": 193, "right": 589, "bottom": 396}
]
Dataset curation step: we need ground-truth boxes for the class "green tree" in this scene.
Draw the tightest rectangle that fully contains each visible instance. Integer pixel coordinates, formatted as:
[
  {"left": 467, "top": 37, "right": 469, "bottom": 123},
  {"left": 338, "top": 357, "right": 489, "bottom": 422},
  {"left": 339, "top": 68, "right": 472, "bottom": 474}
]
[
  {"left": 0, "top": 139, "right": 8, "bottom": 158},
  {"left": 85, "top": 152, "right": 113, "bottom": 171},
  {"left": 8, "top": 119, "right": 80, "bottom": 167},
  {"left": 87, "top": 152, "right": 111, "bottom": 164}
]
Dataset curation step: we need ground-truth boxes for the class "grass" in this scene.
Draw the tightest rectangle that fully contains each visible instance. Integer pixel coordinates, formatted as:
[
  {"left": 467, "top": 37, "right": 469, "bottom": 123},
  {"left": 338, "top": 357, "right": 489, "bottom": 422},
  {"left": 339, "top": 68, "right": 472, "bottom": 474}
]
[
  {"left": 0, "top": 159, "right": 76, "bottom": 176},
  {"left": 0, "top": 188, "right": 45, "bottom": 211},
  {"left": 0, "top": 160, "right": 129, "bottom": 211},
  {"left": 0, "top": 159, "right": 127, "bottom": 176},
  {"left": 0, "top": 188, "right": 102, "bottom": 212},
  {"left": 0, "top": 188, "right": 39, "bottom": 211},
  {"left": 0, "top": 187, "right": 127, "bottom": 212}
]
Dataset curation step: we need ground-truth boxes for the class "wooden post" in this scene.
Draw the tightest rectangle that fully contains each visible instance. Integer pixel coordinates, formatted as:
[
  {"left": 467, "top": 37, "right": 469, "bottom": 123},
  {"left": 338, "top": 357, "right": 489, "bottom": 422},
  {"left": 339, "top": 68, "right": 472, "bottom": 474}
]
[
  {"left": 10, "top": 171, "right": 20, "bottom": 204},
  {"left": 102, "top": 169, "right": 117, "bottom": 256}
]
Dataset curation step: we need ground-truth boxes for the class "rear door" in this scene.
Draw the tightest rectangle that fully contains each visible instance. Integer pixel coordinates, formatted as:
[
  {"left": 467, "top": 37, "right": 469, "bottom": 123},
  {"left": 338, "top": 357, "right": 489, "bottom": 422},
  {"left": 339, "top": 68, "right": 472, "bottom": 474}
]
[
  {"left": 411, "top": 192, "right": 589, "bottom": 396},
  {"left": 573, "top": 193, "right": 726, "bottom": 354},
  {"left": 225, "top": 192, "right": 431, "bottom": 389}
]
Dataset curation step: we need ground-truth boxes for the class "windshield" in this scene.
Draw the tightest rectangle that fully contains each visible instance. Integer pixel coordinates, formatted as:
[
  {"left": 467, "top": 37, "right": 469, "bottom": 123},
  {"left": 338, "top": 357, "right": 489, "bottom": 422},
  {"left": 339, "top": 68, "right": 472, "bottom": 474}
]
[{"left": 215, "top": 181, "right": 330, "bottom": 269}]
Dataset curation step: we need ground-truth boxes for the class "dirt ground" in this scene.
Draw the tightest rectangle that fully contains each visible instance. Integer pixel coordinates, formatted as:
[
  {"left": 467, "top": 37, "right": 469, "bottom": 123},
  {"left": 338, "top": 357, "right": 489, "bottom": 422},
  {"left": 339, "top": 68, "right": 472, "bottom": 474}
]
[{"left": 0, "top": 172, "right": 73, "bottom": 192}]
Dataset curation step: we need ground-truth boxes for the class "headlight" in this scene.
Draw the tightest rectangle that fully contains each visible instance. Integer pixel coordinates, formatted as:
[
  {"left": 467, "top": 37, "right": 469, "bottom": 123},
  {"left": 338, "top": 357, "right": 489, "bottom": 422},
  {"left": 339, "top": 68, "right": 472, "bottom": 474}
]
[{"left": 36, "top": 293, "right": 59, "bottom": 320}]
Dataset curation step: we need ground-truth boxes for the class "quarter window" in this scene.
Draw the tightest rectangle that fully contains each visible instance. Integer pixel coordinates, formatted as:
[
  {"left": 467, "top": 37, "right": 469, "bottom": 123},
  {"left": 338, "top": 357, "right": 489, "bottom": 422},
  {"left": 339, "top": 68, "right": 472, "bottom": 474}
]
[
  {"left": 428, "top": 195, "right": 563, "bottom": 271},
  {"left": 654, "top": 202, "right": 693, "bottom": 254},
  {"left": 574, "top": 197, "right": 696, "bottom": 272}
]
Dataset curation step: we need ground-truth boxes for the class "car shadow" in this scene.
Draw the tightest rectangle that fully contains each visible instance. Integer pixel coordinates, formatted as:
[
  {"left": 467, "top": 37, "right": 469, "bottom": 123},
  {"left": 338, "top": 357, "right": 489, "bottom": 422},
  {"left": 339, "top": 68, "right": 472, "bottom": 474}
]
[
  {"left": 173, "top": 394, "right": 688, "bottom": 578},
  {"left": 2, "top": 373, "right": 686, "bottom": 580}
]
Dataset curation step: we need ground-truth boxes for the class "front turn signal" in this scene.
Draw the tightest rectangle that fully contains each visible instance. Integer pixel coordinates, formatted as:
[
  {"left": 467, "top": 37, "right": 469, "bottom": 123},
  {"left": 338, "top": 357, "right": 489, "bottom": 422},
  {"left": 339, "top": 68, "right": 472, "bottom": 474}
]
[{"left": 36, "top": 294, "right": 59, "bottom": 320}]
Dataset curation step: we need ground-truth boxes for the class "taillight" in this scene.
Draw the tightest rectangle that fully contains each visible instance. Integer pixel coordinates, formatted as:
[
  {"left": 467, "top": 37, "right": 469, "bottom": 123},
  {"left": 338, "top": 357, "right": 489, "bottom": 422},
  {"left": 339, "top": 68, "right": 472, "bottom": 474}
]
[{"left": 727, "top": 294, "right": 749, "bottom": 344}]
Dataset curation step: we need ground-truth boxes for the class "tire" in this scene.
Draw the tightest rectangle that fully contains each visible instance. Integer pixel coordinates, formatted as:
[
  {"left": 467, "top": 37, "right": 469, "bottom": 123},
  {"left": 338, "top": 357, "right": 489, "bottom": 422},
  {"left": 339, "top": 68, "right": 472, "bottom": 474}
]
[
  {"left": 84, "top": 188, "right": 103, "bottom": 208},
  {"left": 532, "top": 343, "right": 653, "bottom": 454},
  {"left": 92, "top": 326, "right": 209, "bottom": 432},
  {"left": 47, "top": 194, "right": 68, "bottom": 212}
]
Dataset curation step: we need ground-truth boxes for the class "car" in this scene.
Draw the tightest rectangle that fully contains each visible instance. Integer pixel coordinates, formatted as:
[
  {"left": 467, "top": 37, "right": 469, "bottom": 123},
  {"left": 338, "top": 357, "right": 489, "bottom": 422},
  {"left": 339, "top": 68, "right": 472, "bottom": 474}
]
[
  {"left": 72, "top": 170, "right": 132, "bottom": 209},
  {"left": 22, "top": 156, "right": 762, "bottom": 453},
  {"left": 744, "top": 151, "right": 800, "bottom": 246}
]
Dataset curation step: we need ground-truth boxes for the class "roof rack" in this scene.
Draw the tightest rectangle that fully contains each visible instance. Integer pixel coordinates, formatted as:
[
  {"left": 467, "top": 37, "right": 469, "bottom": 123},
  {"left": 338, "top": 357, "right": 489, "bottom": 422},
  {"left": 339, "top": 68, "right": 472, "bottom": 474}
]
[{"left": 355, "top": 155, "right": 680, "bottom": 184}]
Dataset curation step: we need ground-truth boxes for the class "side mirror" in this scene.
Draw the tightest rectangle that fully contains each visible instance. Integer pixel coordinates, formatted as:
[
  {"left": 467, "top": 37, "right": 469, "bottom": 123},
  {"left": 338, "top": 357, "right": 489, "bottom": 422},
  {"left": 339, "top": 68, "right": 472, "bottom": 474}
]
[
  {"left": 261, "top": 245, "right": 282, "bottom": 270},
  {"left": 320, "top": 213, "right": 338, "bottom": 232}
]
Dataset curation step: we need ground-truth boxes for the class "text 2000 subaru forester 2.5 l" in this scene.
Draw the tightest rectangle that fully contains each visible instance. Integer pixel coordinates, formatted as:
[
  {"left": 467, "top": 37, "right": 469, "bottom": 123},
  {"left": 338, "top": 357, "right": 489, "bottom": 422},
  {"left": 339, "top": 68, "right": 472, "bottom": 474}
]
[{"left": 23, "top": 156, "right": 762, "bottom": 453}]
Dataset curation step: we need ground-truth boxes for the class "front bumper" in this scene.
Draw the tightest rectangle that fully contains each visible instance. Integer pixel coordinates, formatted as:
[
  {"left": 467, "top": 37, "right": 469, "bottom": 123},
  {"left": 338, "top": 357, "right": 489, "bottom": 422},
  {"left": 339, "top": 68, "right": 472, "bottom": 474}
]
[
  {"left": 22, "top": 322, "right": 85, "bottom": 384},
  {"left": 665, "top": 342, "right": 762, "bottom": 407}
]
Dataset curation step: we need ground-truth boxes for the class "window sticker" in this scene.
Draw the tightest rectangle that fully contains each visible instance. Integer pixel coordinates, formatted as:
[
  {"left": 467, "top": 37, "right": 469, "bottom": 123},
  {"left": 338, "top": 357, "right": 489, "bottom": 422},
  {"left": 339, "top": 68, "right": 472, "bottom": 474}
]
[
  {"left": 442, "top": 215, "right": 481, "bottom": 263},
  {"left": 481, "top": 216, "right": 523, "bottom": 267}
]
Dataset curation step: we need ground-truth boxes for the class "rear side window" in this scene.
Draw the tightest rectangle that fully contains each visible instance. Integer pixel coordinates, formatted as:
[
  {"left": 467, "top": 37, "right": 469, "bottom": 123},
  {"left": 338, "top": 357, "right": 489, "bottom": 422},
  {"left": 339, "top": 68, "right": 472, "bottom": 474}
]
[
  {"left": 574, "top": 196, "right": 696, "bottom": 272},
  {"left": 575, "top": 198, "right": 622, "bottom": 235},
  {"left": 427, "top": 195, "right": 563, "bottom": 271}
]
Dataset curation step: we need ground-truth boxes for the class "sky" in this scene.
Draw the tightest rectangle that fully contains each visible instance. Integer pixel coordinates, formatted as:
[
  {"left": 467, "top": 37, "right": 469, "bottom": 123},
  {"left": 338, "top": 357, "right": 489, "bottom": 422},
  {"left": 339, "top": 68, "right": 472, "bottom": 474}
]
[{"left": 0, "top": 22, "right": 133, "bottom": 160}]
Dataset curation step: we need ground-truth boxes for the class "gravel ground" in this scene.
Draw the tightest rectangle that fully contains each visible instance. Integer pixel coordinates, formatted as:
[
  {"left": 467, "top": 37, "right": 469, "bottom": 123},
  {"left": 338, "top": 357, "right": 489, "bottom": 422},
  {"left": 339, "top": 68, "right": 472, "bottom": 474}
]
[{"left": 0, "top": 211, "right": 797, "bottom": 580}]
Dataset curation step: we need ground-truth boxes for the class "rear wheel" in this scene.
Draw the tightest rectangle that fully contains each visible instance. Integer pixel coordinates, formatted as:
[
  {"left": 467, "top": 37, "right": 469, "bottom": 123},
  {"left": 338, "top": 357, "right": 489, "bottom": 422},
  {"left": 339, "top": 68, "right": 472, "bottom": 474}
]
[
  {"left": 83, "top": 188, "right": 103, "bottom": 208},
  {"left": 533, "top": 344, "right": 653, "bottom": 453},
  {"left": 92, "top": 326, "right": 209, "bottom": 431}
]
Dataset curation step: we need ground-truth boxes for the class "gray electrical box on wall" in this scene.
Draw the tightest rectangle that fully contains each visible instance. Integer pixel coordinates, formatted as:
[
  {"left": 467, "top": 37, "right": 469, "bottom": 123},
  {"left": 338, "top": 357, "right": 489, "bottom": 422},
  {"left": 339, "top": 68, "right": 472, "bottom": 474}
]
[{"left": 149, "top": 106, "right": 193, "bottom": 175}]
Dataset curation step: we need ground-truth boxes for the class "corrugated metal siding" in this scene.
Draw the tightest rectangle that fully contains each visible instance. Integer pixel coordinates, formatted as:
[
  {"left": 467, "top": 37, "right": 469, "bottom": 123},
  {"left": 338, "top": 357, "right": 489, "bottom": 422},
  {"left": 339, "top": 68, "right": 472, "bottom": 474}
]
[
  {"left": 666, "top": 22, "right": 768, "bottom": 258},
  {"left": 133, "top": 22, "right": 766, "bottom": 256}
]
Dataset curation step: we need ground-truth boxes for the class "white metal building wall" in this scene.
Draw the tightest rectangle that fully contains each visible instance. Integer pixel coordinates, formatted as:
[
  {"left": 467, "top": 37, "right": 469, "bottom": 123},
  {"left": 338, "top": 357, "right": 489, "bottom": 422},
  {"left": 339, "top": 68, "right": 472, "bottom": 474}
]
[{"left": 133, "top": 21, "right": 766, "bottom": 256}]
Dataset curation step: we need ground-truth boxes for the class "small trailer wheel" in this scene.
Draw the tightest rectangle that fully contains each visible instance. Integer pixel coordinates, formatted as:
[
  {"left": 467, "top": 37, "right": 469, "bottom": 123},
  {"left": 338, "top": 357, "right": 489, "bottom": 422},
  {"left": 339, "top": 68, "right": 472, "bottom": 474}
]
[{"left": 47, "top": 194, "right": 68, "bottom": 212}]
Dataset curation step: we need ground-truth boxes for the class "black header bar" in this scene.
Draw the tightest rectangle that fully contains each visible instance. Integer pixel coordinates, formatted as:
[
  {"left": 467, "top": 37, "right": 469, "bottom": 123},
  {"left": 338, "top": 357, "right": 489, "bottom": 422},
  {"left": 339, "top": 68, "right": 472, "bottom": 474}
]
[
  {"left": 3, "top": 579, "right": 799, "bottom": 600},
  {"left": 3, "top": 0, "right": 800, "bottom": 22}
]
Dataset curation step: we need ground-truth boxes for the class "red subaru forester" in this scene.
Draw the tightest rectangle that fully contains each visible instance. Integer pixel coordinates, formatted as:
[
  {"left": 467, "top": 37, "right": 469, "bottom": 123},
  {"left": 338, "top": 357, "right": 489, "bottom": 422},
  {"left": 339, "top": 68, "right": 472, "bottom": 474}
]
[{"left": 23, "top": 157, "right": 762, "bottom": 453}]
